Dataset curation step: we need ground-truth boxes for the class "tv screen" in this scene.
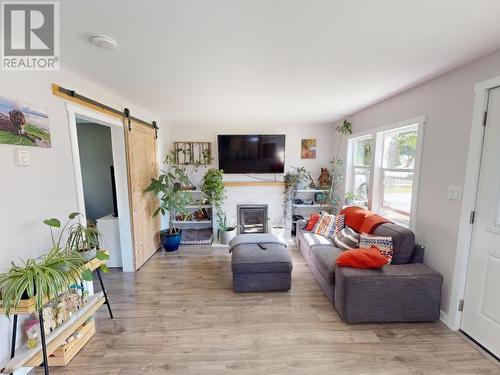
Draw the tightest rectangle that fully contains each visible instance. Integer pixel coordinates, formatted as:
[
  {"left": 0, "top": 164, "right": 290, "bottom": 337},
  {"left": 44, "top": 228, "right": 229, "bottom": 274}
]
[{"left": 218, "top": 134, "right": 285, "bottom": 173}]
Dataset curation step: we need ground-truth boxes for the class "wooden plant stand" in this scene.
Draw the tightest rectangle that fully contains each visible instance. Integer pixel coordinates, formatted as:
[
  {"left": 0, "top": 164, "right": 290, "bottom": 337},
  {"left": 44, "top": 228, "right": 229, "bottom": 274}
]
[{"left": 0, "top": 255, "right": 113, "bottom": 375}]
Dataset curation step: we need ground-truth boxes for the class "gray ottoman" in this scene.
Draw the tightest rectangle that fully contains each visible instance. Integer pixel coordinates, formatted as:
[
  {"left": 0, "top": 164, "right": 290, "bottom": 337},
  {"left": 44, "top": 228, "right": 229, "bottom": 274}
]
[{"left": 230, "top": 234, "right": 292, "bottom": 292}]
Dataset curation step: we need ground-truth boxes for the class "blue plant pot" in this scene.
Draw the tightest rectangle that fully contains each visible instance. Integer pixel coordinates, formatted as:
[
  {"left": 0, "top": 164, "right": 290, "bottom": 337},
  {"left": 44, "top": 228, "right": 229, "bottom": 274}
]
[{"left": 161, "top": 229, "right": 182, "bottom": 252}]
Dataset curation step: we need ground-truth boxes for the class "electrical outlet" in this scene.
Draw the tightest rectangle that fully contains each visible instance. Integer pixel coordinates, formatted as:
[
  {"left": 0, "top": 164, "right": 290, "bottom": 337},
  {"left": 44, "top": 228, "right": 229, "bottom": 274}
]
[
  {"left": 448, "top": 186, "right": 462, "bottom": 201},
  {"left": 14, "top": 149, "right": 30, "bottom": 166}
]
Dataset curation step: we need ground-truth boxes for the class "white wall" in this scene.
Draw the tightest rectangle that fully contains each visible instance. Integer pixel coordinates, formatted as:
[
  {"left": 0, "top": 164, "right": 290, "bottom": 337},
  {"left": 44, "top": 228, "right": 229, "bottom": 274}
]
[
  {"left": 0, "top": 68, "right": 157, "bottom": 373},
  {"left": 346, "top": 49, "right": 500, "bottom": 322},
  {"left": 167, "top": 121, "right": 336, "bottom": 227}
]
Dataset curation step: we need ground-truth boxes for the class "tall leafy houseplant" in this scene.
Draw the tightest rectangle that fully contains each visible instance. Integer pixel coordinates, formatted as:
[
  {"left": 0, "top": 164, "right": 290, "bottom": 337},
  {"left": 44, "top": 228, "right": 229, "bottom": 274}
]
[
  {"left": 201, "top": 168, "right": 224, "bottom": 225},
  {"left": 145, "top": 151, "right": 192, "bottom": 251},
  {"left": 328, "top": 119, "right": 352, "bottom": 214},
  {"left": 200, "top": 168, "right": 239, "bottom": 244},
  {"left": 0, "top": 213, "right": 85, "bottom": 316}
]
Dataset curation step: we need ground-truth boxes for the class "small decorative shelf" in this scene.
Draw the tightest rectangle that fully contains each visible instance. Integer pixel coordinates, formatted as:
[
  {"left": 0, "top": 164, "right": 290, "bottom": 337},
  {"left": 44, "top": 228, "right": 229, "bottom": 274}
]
[
  {"left": 185, "top": 205, "right": 212, "bottom": 209},
  {"left": 0, "top": 293, "right": 105, "bottom": 374},
  {"left": 293, "top": 204, "right": 331, "bottom": 208},
  {"left": 224, "top": 181, "right": 284, "bottom": 187},
  {"left": 0, "top": 254, "right": 107, "bottom": 315},
  {"left": 173, "top": 220, "right": 211, "bottom": 224},
  {"left": 295, "top": 189, "right": 328, "bottom": 193},
  {"left": 0, "top": 253, "right": 113, "bottom": 374}
]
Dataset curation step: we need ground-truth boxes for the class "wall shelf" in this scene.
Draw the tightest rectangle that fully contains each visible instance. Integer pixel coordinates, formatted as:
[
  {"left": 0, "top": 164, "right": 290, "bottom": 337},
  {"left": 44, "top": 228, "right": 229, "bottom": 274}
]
[
  {"left": 173, "top": 220, "right": 211, "bottom": 224},
  {"left": 293, "top": 204, "right": 331, "bottom": 208},
  {"left": 296, "top": 189, "right": 328, "bottom": 193},
  {"left": 224, "top": 181, "right": 284, "bottom": 187}
]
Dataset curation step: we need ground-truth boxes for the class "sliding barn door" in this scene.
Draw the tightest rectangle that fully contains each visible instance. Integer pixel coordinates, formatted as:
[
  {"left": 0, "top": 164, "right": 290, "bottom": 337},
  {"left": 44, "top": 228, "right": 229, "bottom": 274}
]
[{"left": 124, "top": 117, "right": 160, "bottom": 270}]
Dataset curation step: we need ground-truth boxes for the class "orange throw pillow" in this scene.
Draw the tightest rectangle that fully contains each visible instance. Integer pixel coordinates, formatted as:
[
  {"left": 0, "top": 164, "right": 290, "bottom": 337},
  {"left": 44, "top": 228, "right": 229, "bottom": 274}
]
[
  {"left": 305, "top": 214, "right": 321, "bottom": 231},
  {"left": 336, "top": 247, "right": 388, "bottom": 269}
]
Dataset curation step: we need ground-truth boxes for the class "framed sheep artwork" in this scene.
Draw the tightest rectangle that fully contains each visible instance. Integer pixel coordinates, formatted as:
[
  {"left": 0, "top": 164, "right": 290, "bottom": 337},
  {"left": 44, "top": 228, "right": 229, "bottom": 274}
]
[{"left": 0, "top": 94, "right": 51, "bottom": 147}]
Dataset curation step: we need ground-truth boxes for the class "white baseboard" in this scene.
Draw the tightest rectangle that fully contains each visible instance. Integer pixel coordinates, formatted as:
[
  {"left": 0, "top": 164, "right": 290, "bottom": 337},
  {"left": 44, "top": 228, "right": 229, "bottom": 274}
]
[{"left": 440, "top": 310, "right": 454, "bottom": 330}]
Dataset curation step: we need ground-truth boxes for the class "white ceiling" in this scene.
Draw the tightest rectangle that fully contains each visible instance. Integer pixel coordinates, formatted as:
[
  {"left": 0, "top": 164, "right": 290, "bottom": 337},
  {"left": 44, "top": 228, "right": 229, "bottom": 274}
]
[{"left": 62, "top": 1, "right": 500, "bottom": 123}]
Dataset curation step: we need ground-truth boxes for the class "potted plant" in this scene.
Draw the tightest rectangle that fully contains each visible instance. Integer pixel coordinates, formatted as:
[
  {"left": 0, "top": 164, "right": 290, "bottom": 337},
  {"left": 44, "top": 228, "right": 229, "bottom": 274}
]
[
  {"left": 0, "top": 246, "right": 84, "bottom": 316},
  {"left": 219, "top": 213, "right": 237, "bottom": 245},
  {"left": 201, "top": 168, "right": 227, "bottom": 242},
  {"left": 66, "top": 221, "right": 101, "bottom": 261},
  {"left": 201, "top": 167, "right": 224, "bottom": 203},
  {"left": 294, "top": 167, "right": 312, "bottom": 190},
  {"left": 145, "top": 151, "right": 192, "bottom": 251},
  {"left": 44, "top": 212, "right": 109, "bottom": 280},
  {"left": 201, "top": 168, "right": 224, "bottom": 208},
  {"left": 344, "top": 192, "right": 355, "bottom": 206}
]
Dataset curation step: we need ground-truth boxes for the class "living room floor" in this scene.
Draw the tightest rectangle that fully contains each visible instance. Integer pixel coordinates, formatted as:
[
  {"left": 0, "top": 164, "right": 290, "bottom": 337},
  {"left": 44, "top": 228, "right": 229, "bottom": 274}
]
[{"left": 36, "top": 246, "right": 499, "bottom": 375}]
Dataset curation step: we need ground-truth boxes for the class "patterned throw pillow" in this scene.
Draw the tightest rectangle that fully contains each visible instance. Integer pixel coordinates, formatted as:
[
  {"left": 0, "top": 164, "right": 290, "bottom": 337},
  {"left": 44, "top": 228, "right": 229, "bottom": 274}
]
[
  {"left": 312, "top": 213, "right": 335, "bottom": 237},
  {"left": 359, "top": 233, "right": 393, "bottom": 263},
  {"left": 333, "top": 226, "right": 360, "bottom": 250},
  {"left": 335, "top": 214, "right": 345, "bottom": 234}
]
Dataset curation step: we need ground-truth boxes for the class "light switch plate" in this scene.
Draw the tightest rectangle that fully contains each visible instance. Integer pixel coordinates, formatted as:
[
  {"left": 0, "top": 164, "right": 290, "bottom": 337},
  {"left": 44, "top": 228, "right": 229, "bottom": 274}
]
[
  {"left": 448, "top": 186, "right": 462, "bottom": 201},
  {"left": 14, "top": 149, "right": 30, "bottom": 166}
]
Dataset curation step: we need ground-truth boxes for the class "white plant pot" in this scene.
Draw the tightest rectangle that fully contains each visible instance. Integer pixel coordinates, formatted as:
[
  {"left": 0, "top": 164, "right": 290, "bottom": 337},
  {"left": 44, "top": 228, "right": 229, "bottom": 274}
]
[
  {"left": 296, "top": 181, "right": 307, "bottom": 190},
  {"left": 79, "top": 247, "right": 97, "bottom": 261},
  {"left": 220, "top": 229, "right": 236, "bottom": 245}
]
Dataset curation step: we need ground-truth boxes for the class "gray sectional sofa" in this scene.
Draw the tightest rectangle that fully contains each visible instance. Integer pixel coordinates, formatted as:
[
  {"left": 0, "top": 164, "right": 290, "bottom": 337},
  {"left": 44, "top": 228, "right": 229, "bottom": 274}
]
[{"left": 296, "top": 220, "right": 443, "bottom": 323}]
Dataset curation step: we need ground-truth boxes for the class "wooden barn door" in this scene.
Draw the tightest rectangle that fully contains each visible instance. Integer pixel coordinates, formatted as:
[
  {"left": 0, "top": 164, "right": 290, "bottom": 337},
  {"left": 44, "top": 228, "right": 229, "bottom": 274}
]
[{"left": 124, "top": 114, "right": 160, "bottom": 270}]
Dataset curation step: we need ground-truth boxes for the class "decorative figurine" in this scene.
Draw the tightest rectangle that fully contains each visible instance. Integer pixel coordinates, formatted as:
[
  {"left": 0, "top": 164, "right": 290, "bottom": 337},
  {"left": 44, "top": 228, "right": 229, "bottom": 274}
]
[
  {"left": 318, "top": 168, "right": 332, "bottom": 189},
  {"left": 42, "top": 305, "right": 57, "bottom": 333},
  {"left": 25, "top": 319, "right": 41, "bottom": 349}
]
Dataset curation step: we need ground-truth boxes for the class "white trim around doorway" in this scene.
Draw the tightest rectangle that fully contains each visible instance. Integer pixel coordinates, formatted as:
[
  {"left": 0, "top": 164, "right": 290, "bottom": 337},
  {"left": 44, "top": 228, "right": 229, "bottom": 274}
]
[
  {"left": 448, "top": 75, "right": 500, "bottom": 330},
  {"left": 65, "top": 103, "right": 135, "bottom": 272}
]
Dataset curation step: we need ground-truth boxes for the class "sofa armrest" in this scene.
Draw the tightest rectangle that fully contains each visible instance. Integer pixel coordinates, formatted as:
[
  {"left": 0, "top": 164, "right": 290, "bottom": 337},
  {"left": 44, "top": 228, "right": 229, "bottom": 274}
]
[
  {"left": 296, "top": 219, "right": 307, "bottom": 231},
  {"left": 334, "top": 263, "right": 443, "bottom": 323},
  {"left": 295, "top": 219, "right": 307, "bottom": 247},
  {"left": 410, "top": 243, "right": 425, "bottom": 264}
]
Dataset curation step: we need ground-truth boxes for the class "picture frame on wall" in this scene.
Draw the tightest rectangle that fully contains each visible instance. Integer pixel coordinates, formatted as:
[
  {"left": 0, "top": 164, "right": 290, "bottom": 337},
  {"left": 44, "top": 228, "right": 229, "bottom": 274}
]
[
  {"left": 0, "top": 94, "right": 51, "bottom": 147},
  {"left": 301, "top": 138, "right": 316, "bottom": 159}
]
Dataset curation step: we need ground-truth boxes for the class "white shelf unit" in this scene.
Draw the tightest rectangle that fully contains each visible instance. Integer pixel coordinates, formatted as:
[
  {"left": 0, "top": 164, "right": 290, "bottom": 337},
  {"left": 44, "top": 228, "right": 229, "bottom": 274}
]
[
  {"left": 174, "top": 190, "right": 215, "bottom": 245},
  {"left": 292, "top": 204, "right": 330, "bottom": 208},
  {"left": 292, "top": 190, "right": 330, "bottom": 233}
]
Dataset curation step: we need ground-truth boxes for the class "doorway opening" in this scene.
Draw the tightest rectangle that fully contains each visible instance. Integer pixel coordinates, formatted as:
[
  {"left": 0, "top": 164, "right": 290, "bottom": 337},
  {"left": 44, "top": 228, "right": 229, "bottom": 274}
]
[
  {"left": 75, "top": 117, "right": 121, "bottom": 267},
  {"left": 66, "top": 103, "right": 134, "bottom": 272}
]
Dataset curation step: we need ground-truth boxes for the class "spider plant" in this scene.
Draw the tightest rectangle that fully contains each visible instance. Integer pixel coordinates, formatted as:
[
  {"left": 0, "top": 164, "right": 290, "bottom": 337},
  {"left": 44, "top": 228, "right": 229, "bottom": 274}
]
[
  {"left": 0, "top": 246, "right": 84, "bottom": 316},
  {"left": 46, "top": 213, "right": 109, "bottom": 280}
]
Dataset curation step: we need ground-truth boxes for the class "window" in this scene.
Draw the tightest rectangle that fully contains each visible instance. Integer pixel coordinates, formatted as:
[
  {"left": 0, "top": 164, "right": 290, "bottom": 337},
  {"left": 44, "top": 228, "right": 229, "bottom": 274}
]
[
  {"left": 378, "top": 124, "right": 418, "bottom": 224},
  {"left": 346, "top": 118, "right": 423, "bottom": 229},
  {"left": 348, "top": 135, "right": 373, "bottom": 207}
]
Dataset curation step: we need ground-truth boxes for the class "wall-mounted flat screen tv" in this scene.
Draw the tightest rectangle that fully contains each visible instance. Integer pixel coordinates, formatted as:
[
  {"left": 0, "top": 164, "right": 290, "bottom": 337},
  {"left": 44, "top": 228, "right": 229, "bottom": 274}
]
[{"left": 217, "top": 134, "right": 285, "bottom": 173}]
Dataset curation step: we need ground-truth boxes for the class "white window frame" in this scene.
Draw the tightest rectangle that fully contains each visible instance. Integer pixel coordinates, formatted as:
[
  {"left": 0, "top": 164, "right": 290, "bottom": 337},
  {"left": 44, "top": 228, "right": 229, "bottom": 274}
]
[
  {"left": 346, "top": 116, "right": 425, "bottom": 232},
  {"left": 346, "top": 134, "right": 374, "bottom": 209}
]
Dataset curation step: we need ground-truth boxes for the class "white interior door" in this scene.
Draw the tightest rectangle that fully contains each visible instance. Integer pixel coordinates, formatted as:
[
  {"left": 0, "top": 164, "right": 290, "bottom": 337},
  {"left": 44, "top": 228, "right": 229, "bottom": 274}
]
[{"left": 461, "top": 86, "right": 500, "bottom": 358}]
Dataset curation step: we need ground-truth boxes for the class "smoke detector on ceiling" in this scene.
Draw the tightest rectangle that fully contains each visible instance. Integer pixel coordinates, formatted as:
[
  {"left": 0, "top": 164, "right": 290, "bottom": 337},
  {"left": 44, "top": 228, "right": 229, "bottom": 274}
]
[{"left": 89, "top": 35, "right": 118, "bottom": 51}]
